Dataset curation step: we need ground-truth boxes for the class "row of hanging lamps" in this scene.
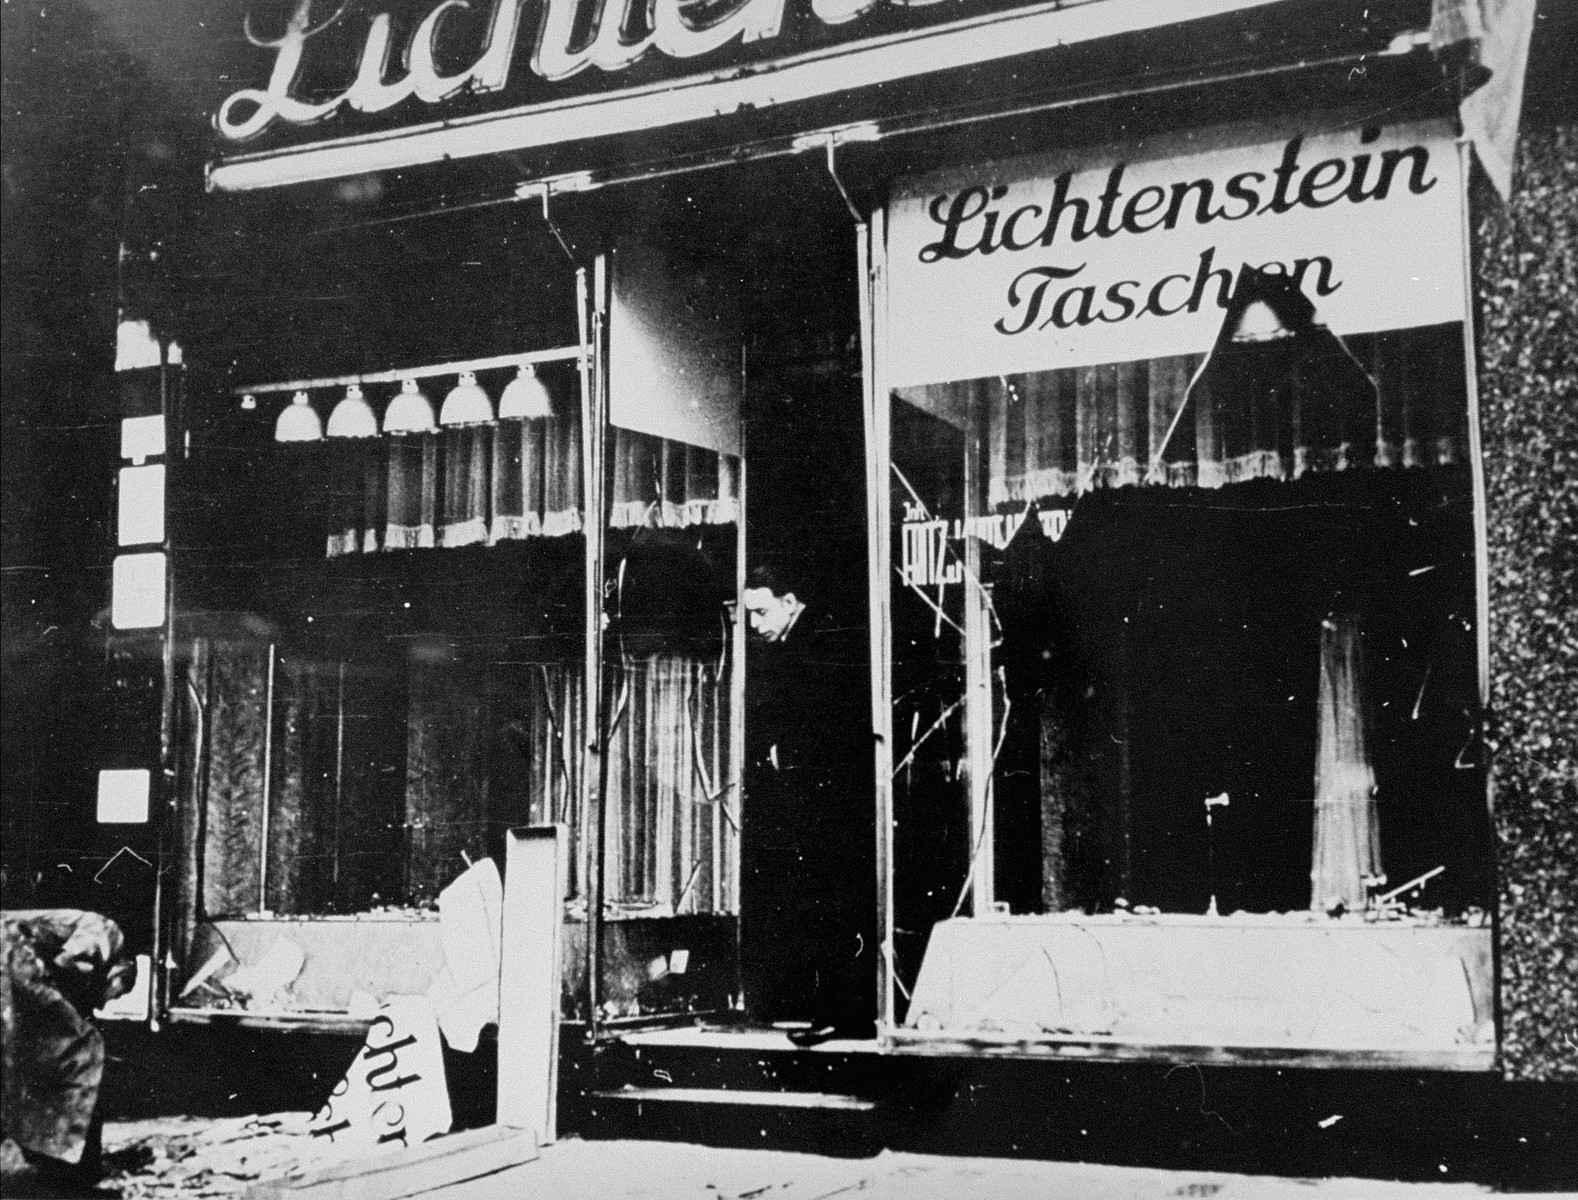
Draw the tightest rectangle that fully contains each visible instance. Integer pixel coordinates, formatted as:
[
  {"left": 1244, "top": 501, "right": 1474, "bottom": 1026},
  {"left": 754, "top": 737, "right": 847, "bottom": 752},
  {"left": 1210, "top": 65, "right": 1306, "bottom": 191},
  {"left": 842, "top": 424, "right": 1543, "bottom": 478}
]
[
  {"left": 498, "top": 364, "right": 554, "bottom": 420},
  {"left": 272, "top": 366, "right": 554, "bottom": 442},
  {"left": 440, "top": 371, "right": 495, "bottom": 425},
  {"left": 328, "top": 383, "right": 379, "bottom": 438},
  {"left": 275, "top": 390, "right": 323, "bottom": 442}
]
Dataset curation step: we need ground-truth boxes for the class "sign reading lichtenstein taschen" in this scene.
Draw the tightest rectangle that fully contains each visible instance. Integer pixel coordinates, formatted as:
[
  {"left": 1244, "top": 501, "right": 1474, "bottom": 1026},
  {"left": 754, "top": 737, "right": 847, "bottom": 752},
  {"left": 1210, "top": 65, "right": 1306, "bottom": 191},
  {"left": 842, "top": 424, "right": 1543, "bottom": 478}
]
[{"left": 885, "top": 122, "right": 1464, "bottom": 389}]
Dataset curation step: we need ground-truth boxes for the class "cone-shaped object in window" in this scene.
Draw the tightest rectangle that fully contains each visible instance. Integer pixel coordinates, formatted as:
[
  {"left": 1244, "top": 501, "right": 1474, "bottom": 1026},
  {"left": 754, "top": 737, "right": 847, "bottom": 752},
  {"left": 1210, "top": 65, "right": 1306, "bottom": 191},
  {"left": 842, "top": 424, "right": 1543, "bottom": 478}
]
[{"left": 1156, "top": 266, "right": 1378, "bottom": 488}]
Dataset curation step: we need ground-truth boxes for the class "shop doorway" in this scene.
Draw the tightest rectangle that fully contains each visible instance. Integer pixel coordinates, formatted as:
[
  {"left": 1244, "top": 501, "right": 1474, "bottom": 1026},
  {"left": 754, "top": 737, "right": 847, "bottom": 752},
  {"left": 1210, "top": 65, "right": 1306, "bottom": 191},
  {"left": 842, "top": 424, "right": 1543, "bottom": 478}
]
[
  {"left": 735, "top": 166, "right": 873, "bottom": 1032},
  {"left": 596, "top": 156, "right": 874, "bottom": 1033}
]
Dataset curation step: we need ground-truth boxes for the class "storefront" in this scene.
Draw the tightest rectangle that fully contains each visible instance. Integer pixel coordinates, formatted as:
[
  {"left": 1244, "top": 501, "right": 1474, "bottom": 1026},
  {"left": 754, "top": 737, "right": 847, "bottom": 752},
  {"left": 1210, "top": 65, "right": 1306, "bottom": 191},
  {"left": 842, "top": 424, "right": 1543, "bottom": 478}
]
[
  {"left": 101, "top": 0, "right": 1535, "bottom": 1097},
  {"left": 146, "top": 198, "right": 759, "bottom": 1033},
  {"left": 874, "top": 117, "right": 1492, "bottom": 1064}
]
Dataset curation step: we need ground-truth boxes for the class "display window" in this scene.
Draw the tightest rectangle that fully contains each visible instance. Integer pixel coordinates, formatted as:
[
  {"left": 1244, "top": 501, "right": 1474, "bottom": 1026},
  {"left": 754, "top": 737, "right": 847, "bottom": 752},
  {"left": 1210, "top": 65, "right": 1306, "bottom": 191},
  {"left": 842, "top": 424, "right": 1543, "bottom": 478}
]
[
  {"left": 169, "top": 208, "right": 746, "bottom": 1023},
  {"left": 875, "top": 118, "right": 1493, "bottom": 1058}
]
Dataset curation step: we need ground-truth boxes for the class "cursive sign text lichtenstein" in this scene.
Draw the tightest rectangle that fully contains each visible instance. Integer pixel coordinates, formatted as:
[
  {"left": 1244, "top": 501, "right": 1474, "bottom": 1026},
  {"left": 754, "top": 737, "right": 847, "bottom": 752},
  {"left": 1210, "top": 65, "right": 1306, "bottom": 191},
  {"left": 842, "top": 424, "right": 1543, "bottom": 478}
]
[{"left": 216, "top": 0, "right": 899, "bottom": 141}]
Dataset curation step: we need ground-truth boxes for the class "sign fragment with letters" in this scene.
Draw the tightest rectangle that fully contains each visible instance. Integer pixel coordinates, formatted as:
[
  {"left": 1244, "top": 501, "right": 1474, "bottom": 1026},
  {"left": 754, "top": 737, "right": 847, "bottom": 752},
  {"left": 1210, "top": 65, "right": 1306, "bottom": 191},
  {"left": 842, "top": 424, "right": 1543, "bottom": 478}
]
[{"left": 307, "top": 995, "right": 452, "bottom": 1155}]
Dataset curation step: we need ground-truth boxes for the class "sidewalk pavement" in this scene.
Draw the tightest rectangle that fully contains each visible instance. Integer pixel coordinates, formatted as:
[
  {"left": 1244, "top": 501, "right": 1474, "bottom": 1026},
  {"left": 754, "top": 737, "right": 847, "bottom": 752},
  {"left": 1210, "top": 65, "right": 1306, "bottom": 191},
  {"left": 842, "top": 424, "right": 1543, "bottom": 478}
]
[
  {"left": 101, "top": 1117, "right": 1535, "bottom": 1200},
  {"left": 437, "top": 1137, "right": 1500, "bottom": 1200}
]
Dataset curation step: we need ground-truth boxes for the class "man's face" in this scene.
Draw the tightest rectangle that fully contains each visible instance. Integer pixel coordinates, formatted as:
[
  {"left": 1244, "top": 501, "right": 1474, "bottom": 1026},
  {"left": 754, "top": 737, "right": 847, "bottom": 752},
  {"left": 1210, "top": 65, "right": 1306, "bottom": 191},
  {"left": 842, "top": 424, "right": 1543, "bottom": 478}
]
[{"left": 743, "top": 586, "right": 797, "bottom": 643}]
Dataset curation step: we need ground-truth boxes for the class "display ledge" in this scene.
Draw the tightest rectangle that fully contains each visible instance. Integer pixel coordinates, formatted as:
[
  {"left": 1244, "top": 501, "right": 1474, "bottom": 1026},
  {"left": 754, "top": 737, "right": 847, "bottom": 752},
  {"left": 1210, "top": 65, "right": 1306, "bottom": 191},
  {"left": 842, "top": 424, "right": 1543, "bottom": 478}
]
[
  {"left": 161, "top": 1006, "right": 734, "bottom": 1035},
  {"left": 618, "top": 1026, "right": 882, "bottom": 1055},
  {"left": 613, "top": 1022, "right": 1494, "bottom": 1070},
  {"left": 211, "top": 904, "right": 694, "bottom": 922},
  {"left": 882, "top": 1026, "right": 1497, "bottom": 1072},
  {"left": 903, "top": 914, "right": 1494, "bottom": 1065},
  {"left": 221, "top": 911, "right": 441, "bottom": 922},
  {"left": 166, "top": 1005, "right": 373, "bottom": 1035}
]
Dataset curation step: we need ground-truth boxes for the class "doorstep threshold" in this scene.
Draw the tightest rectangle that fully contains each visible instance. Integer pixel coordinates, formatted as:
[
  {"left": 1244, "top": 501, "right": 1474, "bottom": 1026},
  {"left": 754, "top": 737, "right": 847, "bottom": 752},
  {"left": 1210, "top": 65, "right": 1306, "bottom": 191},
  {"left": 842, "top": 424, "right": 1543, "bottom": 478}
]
[
  {"left": 166, "top": 1005, "right": 371, "bottom": 1034},
  {"left": 886, "top": 1027, "right": 1498, "bottom": 1072},
  {"left": 592, "top": 1087, "right": 877, "bottom": 1111},
  {"left": 617, "top": 1027, "right": 882, "bottom": 1054}
]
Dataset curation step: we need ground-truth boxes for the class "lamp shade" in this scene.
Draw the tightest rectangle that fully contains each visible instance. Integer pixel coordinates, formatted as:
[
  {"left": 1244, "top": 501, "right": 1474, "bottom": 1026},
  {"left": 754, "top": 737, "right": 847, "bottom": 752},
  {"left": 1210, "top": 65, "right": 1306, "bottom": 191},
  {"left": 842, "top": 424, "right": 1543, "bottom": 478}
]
[
  {"left": 498, "top": 364, "right": 553, "bottom": 420},
  {"left": 383, "top": 378, "right": 437, "bottom": 434},
  {"left": 327, "top": 383, "right": 379, "bottom": 438},
  {"left": 275, "top": 391, "right": 323, "bottom": 442},
  {"left": 440, "top": 371, "right": 496, "bottom": 426}
]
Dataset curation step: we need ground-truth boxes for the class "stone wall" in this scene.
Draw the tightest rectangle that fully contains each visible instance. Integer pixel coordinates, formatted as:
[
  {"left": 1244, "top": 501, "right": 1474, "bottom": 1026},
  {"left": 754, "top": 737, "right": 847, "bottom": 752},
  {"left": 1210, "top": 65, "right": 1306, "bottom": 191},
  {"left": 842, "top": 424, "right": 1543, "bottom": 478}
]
[{"left": 1477, "top": 117, "right": 1578, "bottom": 1082}]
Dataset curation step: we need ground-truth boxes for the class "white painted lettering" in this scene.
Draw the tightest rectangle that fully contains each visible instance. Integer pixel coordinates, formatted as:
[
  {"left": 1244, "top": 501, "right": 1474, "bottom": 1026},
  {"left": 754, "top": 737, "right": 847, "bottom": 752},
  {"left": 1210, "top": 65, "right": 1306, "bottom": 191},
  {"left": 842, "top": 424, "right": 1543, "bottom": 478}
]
[
  {"left": 409, "top": 0, "right": 475, "bottom": 102},
  {"left": 215, "top": 0, "right": 342, "bottom": 141},
  {"left": 347, "top": 13, "right": 416, "bottom": 113},
  {"left": 219, "top": 0, "right": 884, "bottom": 140},
  {"left": 532, "top": 0, "right": 655, "bottom": 81},
  {"left": 653, "top": 0, "right": 788, "bottom": 57},
  {"left": 222, "top": 0, "right": 531, "bottom": 139}
]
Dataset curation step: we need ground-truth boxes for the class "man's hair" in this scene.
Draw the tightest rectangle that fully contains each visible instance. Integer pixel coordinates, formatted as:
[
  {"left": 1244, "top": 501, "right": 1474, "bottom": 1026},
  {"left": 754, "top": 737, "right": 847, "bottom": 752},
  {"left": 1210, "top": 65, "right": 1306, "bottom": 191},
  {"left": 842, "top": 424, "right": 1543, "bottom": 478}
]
[{"left": 746, "top": 562, "right": 809, "bottom": 602}]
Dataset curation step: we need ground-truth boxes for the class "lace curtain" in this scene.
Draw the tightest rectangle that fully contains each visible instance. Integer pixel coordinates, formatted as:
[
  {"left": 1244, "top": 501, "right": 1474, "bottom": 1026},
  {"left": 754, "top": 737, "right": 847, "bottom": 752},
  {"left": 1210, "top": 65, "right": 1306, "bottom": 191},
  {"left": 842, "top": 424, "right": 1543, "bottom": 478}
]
[
  {"left": 897, "top": 323, "right": 1467, "bottom": 510},
  {"left": 322, "top": 414, "right": 584, "bottom": 556},
  {"left": 200, "top": 647, "right": 407, "bottom": 917},
  {"left": 322, "top": 421, "right": 738, "bottom": 556},
  {"left": 611, "top": 428, "right": 741, "bottom": 530},
  {"left": 198, "top": 643, "right": 736, "bottom": 917},
  {"left": 523, "top": 655, "right": 737, "bottom": 915},
  {"left": 1310, "top": 613, "right": 1383, "bottom": 911}
]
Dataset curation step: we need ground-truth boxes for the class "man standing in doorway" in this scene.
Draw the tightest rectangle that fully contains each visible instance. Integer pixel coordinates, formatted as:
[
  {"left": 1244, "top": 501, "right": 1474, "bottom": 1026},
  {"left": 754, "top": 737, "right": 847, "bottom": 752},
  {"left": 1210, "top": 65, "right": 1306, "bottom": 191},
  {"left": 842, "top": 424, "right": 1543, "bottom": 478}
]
[{"left": 742, "top": 564, "right": 875, "bottom": 1046}]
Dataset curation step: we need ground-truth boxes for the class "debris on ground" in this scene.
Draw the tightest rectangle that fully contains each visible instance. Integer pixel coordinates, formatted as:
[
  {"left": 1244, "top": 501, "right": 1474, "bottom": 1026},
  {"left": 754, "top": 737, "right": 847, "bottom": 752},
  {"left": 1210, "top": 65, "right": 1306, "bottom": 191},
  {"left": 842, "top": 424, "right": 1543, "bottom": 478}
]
[{"left": 100, "top": 1112, "right": 356, "bottom": 1198}]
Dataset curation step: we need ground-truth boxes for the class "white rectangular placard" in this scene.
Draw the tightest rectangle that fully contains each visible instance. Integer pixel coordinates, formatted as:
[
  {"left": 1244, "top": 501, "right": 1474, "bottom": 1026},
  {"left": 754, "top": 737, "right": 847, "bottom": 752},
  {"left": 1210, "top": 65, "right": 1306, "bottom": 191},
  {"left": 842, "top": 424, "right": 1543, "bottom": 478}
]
[
  {"left": 496, "top": 825, "right": 567, "bottom": 1143},
  {"left": 886, "top": 120, "right": 1463, "bottom": 388},
  {"left": 610, "top": 242, "right": 741, "bottom": 456}
]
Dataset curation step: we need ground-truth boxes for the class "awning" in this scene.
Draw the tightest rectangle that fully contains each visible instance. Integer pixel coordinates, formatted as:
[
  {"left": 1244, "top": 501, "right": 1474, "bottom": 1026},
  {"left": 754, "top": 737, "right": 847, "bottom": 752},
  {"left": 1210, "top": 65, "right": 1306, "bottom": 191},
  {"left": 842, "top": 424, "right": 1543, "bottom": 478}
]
[{"left": 1432, "top": 0, "right": 1539, "bottom": 197}]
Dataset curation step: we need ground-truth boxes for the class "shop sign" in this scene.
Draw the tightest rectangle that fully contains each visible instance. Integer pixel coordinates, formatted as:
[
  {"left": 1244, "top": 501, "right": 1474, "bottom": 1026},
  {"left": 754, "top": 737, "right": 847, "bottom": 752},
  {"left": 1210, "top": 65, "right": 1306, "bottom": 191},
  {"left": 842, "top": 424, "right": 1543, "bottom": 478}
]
[
  {"left": 900, "top": 508, "right": 1030, "bottom": 586},
  {"left": 886, "top": 121, "right": 1464, "bottom": 388},
  {"left": 898, "top": 504, "right": 1070, "bottom": 584},
  {"left": 207, "top": 0, "right": 1281, "bottom": 191}
]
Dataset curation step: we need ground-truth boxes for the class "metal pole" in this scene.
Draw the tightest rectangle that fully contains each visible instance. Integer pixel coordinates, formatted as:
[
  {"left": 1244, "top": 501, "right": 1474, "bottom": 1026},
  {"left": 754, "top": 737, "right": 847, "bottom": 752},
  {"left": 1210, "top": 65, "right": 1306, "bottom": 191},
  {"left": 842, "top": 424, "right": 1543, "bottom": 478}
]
[
  {"left": 962, "top": 381, "right": 994, "bottom": 914},
  {"left": 332, "top": 661, "right": 346, "bottom": 892},
  {"left": 859, "top": 211, "right": 896, "bottom": 1035},
  {"left": 725, "top": 364, "right": 746, "bottom": 915},
  {"left": 181, "top": 657, "right": 208, "bottom": 971},
  {"left": 259, "top": 642, "right": 276, "bottom": 915},
  {"left": 590, "top": 252, "right": 619, "bottom": 1036},
  {"left": 579, "top": 258, "right": 609, "bottom": 1038},
  {"left": 229, "top": 346, "right": 581, "bottom": 397},
  {"left": 728, "top": 408, "right": 746, "bottom": 988},
  {"left": 573, "top": 262, "right": 593, "bottom": 910},
  {"left": 149, "top": 346, "right": 179, "bottom": 1028}
]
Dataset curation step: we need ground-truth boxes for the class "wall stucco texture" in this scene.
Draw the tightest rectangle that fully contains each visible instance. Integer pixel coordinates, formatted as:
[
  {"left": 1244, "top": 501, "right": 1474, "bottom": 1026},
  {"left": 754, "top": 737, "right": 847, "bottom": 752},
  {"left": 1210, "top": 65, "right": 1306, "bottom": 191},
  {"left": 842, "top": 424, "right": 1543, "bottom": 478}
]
[{"left": 1477, "top": 121, "right": 1578, "bottom": 1082}]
